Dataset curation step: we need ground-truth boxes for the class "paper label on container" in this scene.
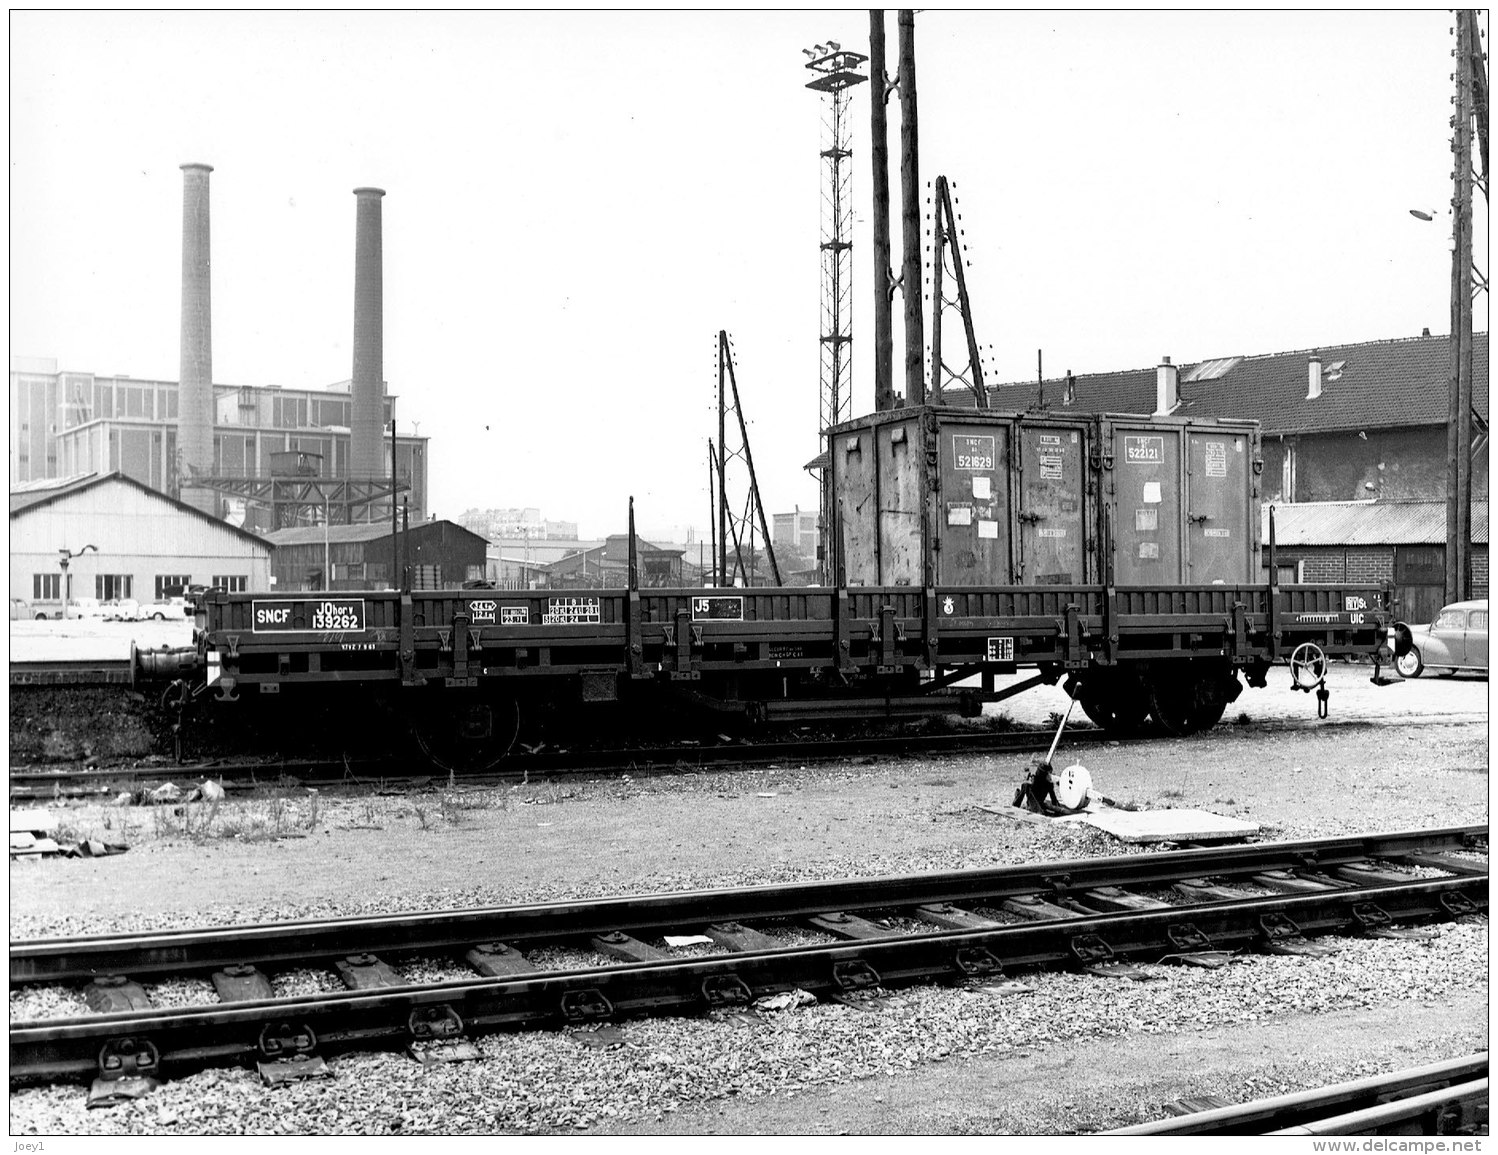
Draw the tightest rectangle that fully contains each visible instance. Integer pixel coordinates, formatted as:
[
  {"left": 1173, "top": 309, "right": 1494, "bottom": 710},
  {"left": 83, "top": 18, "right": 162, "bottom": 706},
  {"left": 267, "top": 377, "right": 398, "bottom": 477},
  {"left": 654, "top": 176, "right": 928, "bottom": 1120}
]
[
  {"left": 1205, "top": 441, "right": 1228, "bottom": 477},
  {"left": 1138, "top": 542, "right": 1161, "bottom": 559},
  {"left": 1204, "top": 528, "right": 1231, "bottom": 538},
  {"left": 1135, "top": 508, "right": 1159, "bottom": 531},
  {"left": 1039, "top": 453, "right": 1064, "bottom": 480},
  {"left": 1142, "top": 481, "right": 1163, "bottom": 503},
  {"left": 1038, "top": 528, "right": 1066, "bottom": 538},
  {"left": 947, "top": 504, "right": 973, "bottom": 526},
  {"left": 977, "top": 520, "right": 999, "bottom": 539},
  {"left": 971, "top": 476, "right": 991, "bottom": 500}
]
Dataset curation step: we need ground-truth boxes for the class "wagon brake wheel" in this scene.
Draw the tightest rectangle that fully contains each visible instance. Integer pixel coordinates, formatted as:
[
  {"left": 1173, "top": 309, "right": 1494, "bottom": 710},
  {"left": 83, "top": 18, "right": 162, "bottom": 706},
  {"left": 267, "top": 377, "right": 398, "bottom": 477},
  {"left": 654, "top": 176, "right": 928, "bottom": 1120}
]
[{"left": 1289, "top": 642, "right": 1328, "bottom": 690}]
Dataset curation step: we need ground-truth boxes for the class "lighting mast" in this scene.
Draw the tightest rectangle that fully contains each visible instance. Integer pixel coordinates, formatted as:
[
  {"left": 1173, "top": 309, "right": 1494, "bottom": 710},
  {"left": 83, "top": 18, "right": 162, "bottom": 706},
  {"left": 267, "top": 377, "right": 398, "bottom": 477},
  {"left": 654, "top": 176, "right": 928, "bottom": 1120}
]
[{"left": 803, "top": 39, "right": 868, "bottom": 583}]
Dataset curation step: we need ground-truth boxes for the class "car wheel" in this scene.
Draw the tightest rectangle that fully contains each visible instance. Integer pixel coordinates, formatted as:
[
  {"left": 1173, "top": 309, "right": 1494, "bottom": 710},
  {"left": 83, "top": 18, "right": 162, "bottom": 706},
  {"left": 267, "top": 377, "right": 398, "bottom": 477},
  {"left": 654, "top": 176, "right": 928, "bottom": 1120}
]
[
  {"left": 152, "top": 612, "right": 166, "bottom": 621},
  {"left": 1395, "top": 647, "right": 1424, "bottom": 678},
  {"left": 34, "top": 613, "right": 46, "bottom": 620}
]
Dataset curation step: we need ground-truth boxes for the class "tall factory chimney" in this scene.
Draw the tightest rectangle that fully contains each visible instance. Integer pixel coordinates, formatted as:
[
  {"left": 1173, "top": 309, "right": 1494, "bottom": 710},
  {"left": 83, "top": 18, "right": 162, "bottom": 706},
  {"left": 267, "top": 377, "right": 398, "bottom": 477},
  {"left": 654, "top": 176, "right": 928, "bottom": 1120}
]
[
  {"left": 178, "top": 162, "right": 217, "bottom": 514},
  {"left": 350, "top": 187, "right": 386, "bottom": 478}
]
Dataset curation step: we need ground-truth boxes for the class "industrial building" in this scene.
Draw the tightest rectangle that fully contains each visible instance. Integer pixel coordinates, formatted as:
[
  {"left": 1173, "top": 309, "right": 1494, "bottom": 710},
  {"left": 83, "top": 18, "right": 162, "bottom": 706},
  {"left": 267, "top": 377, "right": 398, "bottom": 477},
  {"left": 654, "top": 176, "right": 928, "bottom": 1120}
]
[
  {"left": 9, "top": 166, "right": 428, "bottom": 537},
  {"left": 9, "top": 472, "right": 272, "bottom": 615},
  {"left": 9, "top": 358, "right": 429, "bottom": 532},
  {"left": 263, "top": 520, "right": 488, "bottom": 592}
]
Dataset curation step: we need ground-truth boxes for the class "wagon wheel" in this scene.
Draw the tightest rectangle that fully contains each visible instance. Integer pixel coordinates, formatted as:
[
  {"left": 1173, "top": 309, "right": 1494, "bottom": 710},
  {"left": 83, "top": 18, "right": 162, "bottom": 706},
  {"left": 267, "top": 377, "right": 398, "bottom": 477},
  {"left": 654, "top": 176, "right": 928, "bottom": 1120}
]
[
  {"left": 408, "top": 695, "right": 521, "bottom": 775},
  {"left": 1076, "top": 674, "right": 1151, "bottom": 734},
  {"left": 1147, "top": 673, "right": 1202, "bottom": 737}
]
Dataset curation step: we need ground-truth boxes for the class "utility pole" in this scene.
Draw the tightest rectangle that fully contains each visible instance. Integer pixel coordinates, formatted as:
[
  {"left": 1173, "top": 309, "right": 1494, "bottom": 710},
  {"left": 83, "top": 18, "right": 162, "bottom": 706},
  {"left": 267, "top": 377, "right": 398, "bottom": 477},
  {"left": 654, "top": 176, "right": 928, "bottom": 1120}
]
[
  {"left": 869, "top": 11, "right": 896, "bottom": 413},
  {"left": 1446, "top": 11, "right": 1480, "bottom": 604},
  {"left": 898, "top": 10, "right": 924, "bottom": 405}
]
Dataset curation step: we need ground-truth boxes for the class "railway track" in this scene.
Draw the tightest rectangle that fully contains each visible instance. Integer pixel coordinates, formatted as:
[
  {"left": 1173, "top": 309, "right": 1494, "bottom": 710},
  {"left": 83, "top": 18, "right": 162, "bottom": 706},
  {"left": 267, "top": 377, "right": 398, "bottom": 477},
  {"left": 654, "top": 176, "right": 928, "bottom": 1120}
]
[
  {"left": 1108, "top": 1053, "right": 1488, "bottom": 1136},
  {"left": 10, "top": 825, "right": 1486, "bottom": 1099},
  {"left": 6, "top": 724, "right": 1125, "bottom": 797}
]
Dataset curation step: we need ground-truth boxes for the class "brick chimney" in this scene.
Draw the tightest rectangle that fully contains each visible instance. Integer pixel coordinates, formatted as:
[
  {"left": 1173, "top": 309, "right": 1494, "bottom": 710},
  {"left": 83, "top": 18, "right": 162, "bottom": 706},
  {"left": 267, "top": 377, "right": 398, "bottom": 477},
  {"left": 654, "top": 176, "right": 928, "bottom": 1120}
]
[
  {"left": 1153, "top": 356, "right": 1179, "bottom": 416},
  {"left": 178, "top": 162, "right": 216, "bottom": 514},
  {"left": 350, "top": 187, "right": 386, "bottom": 477}
]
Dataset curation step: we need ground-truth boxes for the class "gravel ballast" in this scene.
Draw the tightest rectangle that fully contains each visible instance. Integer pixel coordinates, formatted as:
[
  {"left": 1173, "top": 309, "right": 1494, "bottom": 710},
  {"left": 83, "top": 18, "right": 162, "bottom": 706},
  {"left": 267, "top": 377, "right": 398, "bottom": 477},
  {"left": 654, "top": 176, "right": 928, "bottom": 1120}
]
[{"left": 8, "top": 667, "right": 1488, "bottom": 1135}]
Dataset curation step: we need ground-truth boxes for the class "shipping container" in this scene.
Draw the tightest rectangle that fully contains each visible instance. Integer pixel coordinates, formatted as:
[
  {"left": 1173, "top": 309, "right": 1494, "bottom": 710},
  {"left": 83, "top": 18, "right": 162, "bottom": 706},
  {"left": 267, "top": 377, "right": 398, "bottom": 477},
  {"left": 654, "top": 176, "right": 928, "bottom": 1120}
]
[
  {"left": 828, "top": 406, "right": 1096, "bottom": 587},
  {"left": 1097, "top": 414, "right": 1261, "bottom": 584}
]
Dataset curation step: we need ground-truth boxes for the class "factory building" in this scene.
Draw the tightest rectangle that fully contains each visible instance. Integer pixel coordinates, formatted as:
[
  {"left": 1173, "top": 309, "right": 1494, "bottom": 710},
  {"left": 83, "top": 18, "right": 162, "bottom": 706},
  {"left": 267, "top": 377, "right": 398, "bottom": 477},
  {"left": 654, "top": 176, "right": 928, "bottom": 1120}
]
[
  {"left": 263, "top": 520, "right": 487, "bottom": 592},
  {"left": 9, "top": 471, "right": 272, "bottom": 616},
  {"left": 9, "top": 358, "right": 429, "bottom": 532}
]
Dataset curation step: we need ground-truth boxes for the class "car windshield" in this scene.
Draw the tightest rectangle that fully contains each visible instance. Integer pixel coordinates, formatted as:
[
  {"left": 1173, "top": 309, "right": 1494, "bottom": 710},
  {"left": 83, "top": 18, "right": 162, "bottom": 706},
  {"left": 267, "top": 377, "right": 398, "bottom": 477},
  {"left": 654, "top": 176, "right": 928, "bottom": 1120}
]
[{"left": 1436, "top": 609, "right": 1466, "bottom": 629}]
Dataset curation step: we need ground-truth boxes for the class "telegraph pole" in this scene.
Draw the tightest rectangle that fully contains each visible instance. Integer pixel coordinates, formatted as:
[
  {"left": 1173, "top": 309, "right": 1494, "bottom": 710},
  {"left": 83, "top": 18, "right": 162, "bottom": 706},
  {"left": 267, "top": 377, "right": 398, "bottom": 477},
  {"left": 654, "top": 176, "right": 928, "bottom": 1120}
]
[
  {"left": 869, "top": 11, "right": 896, "bottom": 412},
  {"left": 897, "top": 10, "right": 924, "bottom": 405},
  {"left": 1446, "top": 11, "right": 1479, "bottom": 604}
]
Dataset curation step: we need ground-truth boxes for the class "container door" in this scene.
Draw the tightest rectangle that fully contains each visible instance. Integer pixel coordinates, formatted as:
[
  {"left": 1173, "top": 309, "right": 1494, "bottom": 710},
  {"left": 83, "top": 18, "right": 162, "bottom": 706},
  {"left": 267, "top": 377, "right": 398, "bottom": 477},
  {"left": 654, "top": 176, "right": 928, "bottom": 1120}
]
[
  {"left": 938, "top": 419, "right": 1012, "bottom": 585},
  {"left": 876, "top": 418, "right": 924, "bottom": 585},
  {"left": 1111, "top": 424, "right": 1182, "bottom": 584},
  {"left": 1016, "top": 423, "right": 1087, "bottom": 584},
  {"left": 831, "top": 428, "right": 878, "bottom": 585},
  {"left": 1186, "top": 430, "right": 1251, "bottom": 583}
]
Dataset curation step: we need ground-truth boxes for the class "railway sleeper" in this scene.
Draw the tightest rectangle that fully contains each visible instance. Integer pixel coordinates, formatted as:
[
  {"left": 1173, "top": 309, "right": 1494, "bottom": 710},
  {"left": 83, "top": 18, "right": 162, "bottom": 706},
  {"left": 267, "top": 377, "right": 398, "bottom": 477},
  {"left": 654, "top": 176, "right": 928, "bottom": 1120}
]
[
  {"left": 212, "top": 964, "right": 274, "bottom": 1003},
  {"left": 465, "top": 942, "right": 536, "bottom": 977},
  {"left": 335, "top": 953, "right": 403, "bottom": 990},
  {"left": 84, "top": 975, "right": 152, "bottom": 1014}
]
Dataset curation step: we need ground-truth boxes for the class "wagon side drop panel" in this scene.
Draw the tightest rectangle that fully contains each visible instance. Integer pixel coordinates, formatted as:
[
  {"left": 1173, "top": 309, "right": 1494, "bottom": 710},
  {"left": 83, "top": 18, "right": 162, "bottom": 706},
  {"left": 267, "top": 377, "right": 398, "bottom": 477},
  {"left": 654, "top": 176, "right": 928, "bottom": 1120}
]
[
  {"left": 832, "top": 426, "right": 879, "bottom": 585},
  {"left": 877, "top": 417, "right": 925, "bottom": 586},
  {"left": 937, "top": 416, "right": 1013, "bottom": 586},
  {"left": 1109, "top": 421, "right": 1183, "bottom": 584},
  {"left": 1186, "top": 427, "right": 1255, "bottom": 583},
  {"left": 1015, "top": 420, "right": 1090, "bottom": 584}
]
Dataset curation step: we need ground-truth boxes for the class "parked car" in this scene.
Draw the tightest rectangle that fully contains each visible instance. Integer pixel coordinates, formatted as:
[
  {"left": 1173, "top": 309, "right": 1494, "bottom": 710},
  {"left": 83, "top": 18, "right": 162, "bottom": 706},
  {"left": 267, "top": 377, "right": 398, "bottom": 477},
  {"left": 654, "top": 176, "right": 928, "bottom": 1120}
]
[
  {"left": 10, "top": 597, "right": 35, "bottom": 620},
  {"left": 64, "top": 597, "right": 106, "bottom": 620},
  {"left": 139, "top": 597, "right": 191, "bottom": 621},
  {"left": 102, "top": 598, "right": 141, "bottom": 621},
  {"left": 1394, "top": 599, "right": 1489, "bottom": 678}
]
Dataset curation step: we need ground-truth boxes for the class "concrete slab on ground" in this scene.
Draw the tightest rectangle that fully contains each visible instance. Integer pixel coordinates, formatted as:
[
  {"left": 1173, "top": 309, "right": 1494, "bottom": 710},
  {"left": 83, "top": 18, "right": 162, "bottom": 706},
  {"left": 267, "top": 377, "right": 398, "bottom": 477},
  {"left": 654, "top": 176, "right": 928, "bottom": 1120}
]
[{"left": 1082, "top": 806, "right": 1259, "bottom": 843}]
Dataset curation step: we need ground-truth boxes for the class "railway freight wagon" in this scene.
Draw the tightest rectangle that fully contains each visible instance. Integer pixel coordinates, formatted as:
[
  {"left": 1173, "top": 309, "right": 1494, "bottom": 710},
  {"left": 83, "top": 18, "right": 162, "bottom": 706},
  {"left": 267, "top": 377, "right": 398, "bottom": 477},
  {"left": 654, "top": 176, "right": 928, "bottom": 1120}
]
[{"left": 161, "top": 405, "right": 1392, "bottom": 772}]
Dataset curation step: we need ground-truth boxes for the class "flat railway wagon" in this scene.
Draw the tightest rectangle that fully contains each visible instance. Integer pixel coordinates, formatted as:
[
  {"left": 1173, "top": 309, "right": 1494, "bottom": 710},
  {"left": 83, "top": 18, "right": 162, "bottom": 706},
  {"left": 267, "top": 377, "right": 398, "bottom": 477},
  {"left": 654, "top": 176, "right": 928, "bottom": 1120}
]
[{"left": 166, "top": 410, "right": 1393, "bottom": 771}]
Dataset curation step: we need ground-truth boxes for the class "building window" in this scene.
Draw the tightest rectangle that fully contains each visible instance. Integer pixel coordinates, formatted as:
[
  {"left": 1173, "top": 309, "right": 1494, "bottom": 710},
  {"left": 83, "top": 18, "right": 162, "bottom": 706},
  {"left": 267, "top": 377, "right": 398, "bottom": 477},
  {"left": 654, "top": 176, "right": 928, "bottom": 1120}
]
[
  {"left": 213, "top": 575, "right": 249, "bottom": 592},
  {"left": 155, "top": 574, "right": 193, "bottom": 599},
  {"left": 95, "top": 574, "right": 133, "bottom": 600},
  {"left": 33, "top": 573, "right": 61, "bottom": 601}
]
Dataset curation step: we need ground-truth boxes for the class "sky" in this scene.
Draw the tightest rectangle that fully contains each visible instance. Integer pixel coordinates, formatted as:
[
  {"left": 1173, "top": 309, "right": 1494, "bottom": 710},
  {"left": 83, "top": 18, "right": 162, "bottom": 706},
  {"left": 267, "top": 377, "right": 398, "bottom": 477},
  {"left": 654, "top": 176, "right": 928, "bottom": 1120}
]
[{"left": 10, "top": 9, "right": 1488, "bottom": 541}]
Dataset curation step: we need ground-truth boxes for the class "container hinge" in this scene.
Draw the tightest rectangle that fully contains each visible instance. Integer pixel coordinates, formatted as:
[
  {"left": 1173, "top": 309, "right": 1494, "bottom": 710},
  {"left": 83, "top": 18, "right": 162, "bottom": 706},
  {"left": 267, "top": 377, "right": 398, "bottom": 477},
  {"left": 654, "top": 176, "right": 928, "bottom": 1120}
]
[
  {"left": 879, "top": 604, "right": 897, "bottom": 668},
  {"left": 257, "top": 1022, "right": 330, "bottom": 1086},
  {"left": 88, "top": 1037, "right": 161, "bottom": 1108}
]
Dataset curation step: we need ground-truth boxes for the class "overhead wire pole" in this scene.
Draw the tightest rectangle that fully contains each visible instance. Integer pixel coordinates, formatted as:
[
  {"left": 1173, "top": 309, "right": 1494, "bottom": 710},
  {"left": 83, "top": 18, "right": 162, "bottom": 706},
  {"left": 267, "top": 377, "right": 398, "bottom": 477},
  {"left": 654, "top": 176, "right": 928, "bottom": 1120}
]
[
  {"left": 804, "top": 38, "right": 868, "bottom": 584},
  {"left": 1446, "top": 11, "right": 1482, "bottom": 604},
  {"left": 869, "top": 11, "right": 896, "bottom": 413},
  {"left": 898, "top": 9, "right": 925, "bottom": 405}
]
